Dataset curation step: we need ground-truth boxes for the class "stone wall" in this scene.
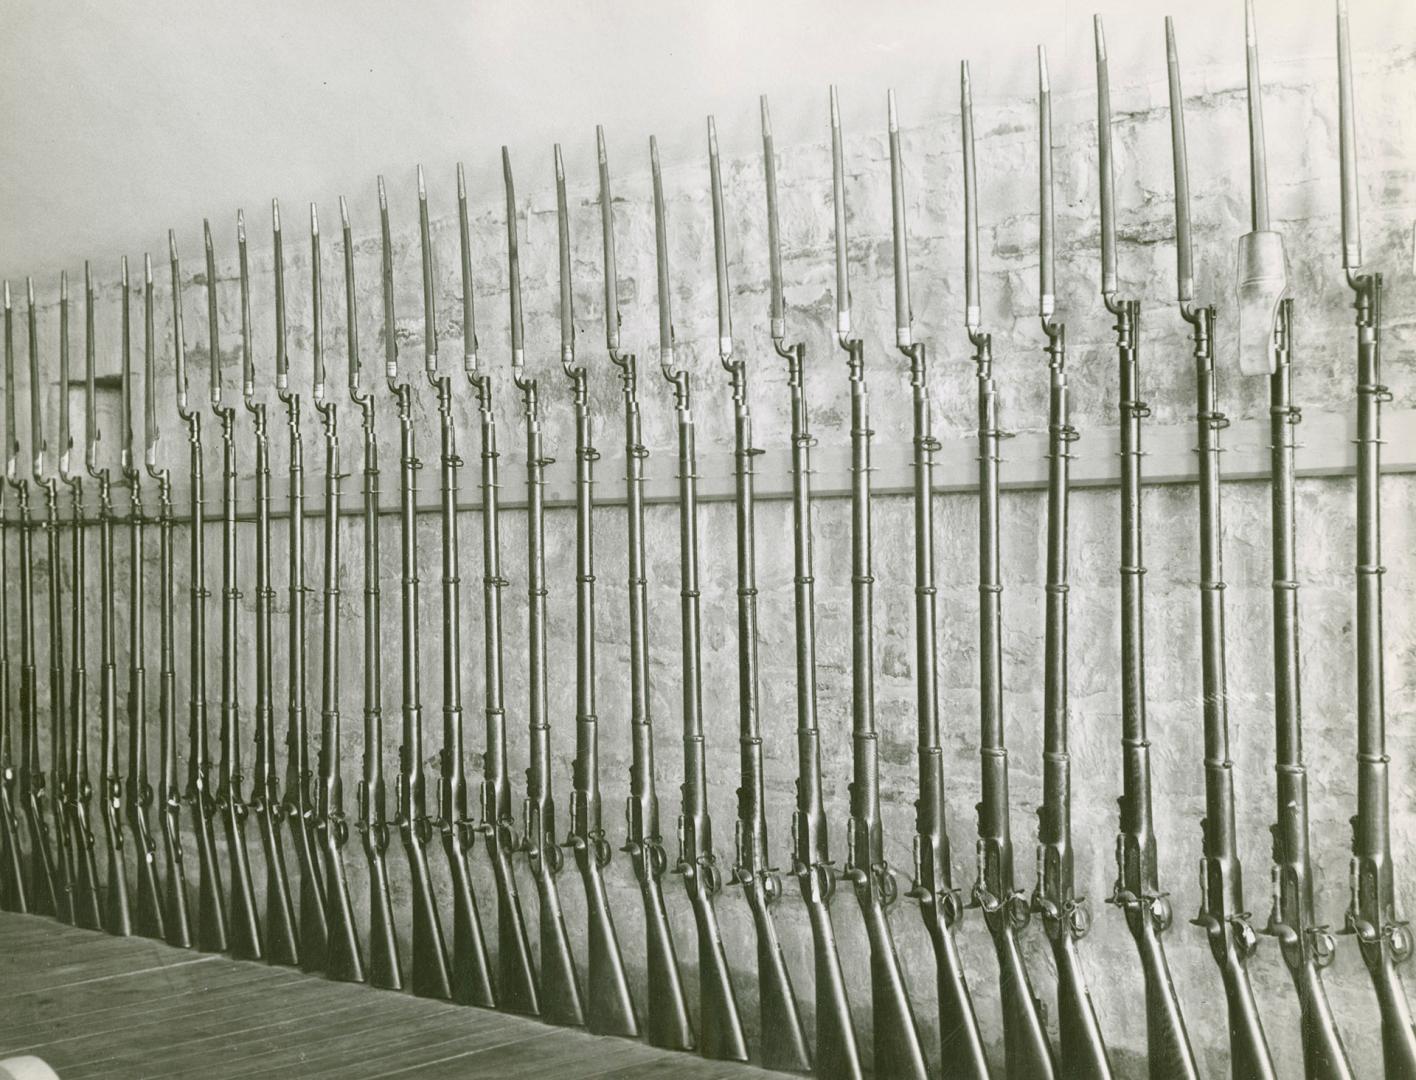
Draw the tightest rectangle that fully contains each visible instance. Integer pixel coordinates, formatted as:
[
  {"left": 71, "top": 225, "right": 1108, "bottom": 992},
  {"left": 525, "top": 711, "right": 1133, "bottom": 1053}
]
[{"left": 8, "top": 30, "right": 1416, "bottom": 1078}]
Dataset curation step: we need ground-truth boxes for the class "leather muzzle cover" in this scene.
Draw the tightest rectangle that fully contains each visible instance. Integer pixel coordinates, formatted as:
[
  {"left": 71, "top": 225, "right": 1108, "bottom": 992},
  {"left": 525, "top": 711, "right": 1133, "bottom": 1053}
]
[{"left": 1234, "top": 230, "right": 1289, "bottom": 376}]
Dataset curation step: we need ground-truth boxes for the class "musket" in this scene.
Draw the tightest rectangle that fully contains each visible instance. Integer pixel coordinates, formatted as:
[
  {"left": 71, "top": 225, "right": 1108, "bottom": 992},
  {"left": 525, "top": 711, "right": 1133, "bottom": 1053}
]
[
  {"left": 761, "top": 96, "right": 861, "bottom": 1080},
  {"left": 1335, "top": 3, "right": 1416, "bottom": 1072},
  {"left": 1165, "top": 20, "right": 1276, "bottom": 1078},
  {"left": 121, "top": 255, "right": 165, "bottom": 942},
  {"left": 1031, "top": 49, "right": 1111, "bottom": 1080},
  {"left": 7, "top": 280, "right": 55, "bottom": 917},
  {"left": 274, "top": 199, "right": 330, "bottom": 972},
  {"left": 555, "top": 145, "right": 639, "bottom": 1039},
  {"left": 61, "top": 270, "right": 105, "bottom": 932},
  {"left": 147, "top": 253, "right": 193, "bottom": 948},
  {"left": 420, "top": 166, "right": 493, "bottom": 1007},
  {"left": 0, "top": 280, "right": 25, "bottom": 915},
  {"left": 205, "top": 221, "right": 262, "bottom": 960},
  {"left": 466, "top": 158, "right": 540, "bottom": 1015},
  {"left": 380, "top": 174, "right": 453, "bottom": 1000},
  {"left": 90, "top": 262, "right": 135, "bottom": 938},
  {"left": 171, "top": 231, "right": 229, "bottom": 953},
  {"left": 1094, "top": 21, "right": 1198, "bottom": 1076},
  {"left": 654, "top": 134, "right": 747, "bottom": 1063},
  {"left": 239, "top": 211, "right": 300, "bottom": 968},
  {"left": 310, "top": 203, "right": 365, "bottom": 983},
  {"left": 505, "top": 149, "right": 584, "bottom": 1025},
  {"left": 829, "top": 87, "right": 929, "bottom": 1080},
  {"left": 1229, "top": 13, "right": 1352, "bottom": 1073},
  {"left": 32, "top": 278, "right": 77, "bottom": 927},
  {"left": 891, "top": 88, "right": 993, "bottom": 1080},
  {"left": 962, "top": 64, "right": 1057, "bottom": 1080},
  {"left": 597, "top": 124, "right": 695, "bottom": 1053},
  {"left": 1242, "top": 8, "right": 1352, "bottom": 1074},
  {"left": 709, "top": 116, "right": 810, "bottom": 1073},
  {"left": 343, "top": 194, "right": 401, "bottom": 989}
]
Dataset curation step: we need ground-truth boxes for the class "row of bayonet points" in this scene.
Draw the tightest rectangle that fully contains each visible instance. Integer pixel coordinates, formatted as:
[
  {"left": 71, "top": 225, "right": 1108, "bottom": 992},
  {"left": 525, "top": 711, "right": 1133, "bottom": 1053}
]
[{"left": 0, "top": 3, "right": 1409, "bottom": 1079}]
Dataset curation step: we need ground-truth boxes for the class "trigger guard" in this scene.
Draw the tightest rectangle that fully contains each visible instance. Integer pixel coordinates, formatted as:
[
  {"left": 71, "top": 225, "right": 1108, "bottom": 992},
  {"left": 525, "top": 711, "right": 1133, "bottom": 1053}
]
[
  {"left": 593, "top": 835, "right": 613, "bottom": 868},
  {"left": 1151, "top": 894, "right": 1175, "bottom": 932},
  {"left": 1310, "top": 927, "right": 1337, "bottom": 969},
  {"left": 701, "top": 858, "right": 722, "bottom": 896},
  {"left": 545, "top": 838, "right": 563, "bottom": 873},
  {"left": 878, "top": 866, "right": 898, "bottom": 906},
  {"left": 1390, "top": 923, "right": 1414, "bottom": 962}
]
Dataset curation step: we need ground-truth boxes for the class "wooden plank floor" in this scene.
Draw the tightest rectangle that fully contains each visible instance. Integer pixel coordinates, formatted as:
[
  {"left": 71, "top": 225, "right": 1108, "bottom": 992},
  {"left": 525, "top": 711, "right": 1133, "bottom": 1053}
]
[{"left": 0, "top": 913, "right": 794, "bottom": 1079}]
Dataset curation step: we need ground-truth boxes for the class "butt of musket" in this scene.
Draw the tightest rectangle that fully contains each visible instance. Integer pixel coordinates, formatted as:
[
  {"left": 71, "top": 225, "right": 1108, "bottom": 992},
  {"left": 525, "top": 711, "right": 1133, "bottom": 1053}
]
[
  {"left": 536, "top": 865, "right": 586, "bottom": 1028},
  {"left": 442, "top": 825, "right": 495, "bottom": 1007},
  {"left": 0, "top": 786, "right": 29, "bottom": 913},
  {"left": 191, "top": 801, "right": 229, "bottom": 953},
  {"left": 687, "top": 885, "right": 748, "bottom": 1062},
  {"left": 1123, "top": 898, "right": 1200, "bottom": 1080},
  {"left": 484, "top": 836, "right": 539, "bottom": 1016},
  {"left": 856, "top": 893, "right": 929, "bottom": 1080},
  {"left": 293, "top": 815, "right": 329, "bottom": 972},
  {"left": 320, "top": 824, "right": 366, "bottom": 984},
  {"left": 800, "top": 894, "right": 863, "bottom": 1080},
  {"left": 361, "top": 833, "right": 403, "bottom": 990},
  {"left": 923, "top": 905, "right": 991, "bottom": 1079},
  {"left": 742, "top": 877, "right": 811, "bottom": 1073},
  {"left": 254, "top": 806, "right": 300, "bottom": 966},
  {"left": 1207, "top": 927, "right": 1276, "bottom": 1080},
  {"left": 220, "top": 805, "right": 261, "bottom": 960},
  {"left": 402, "top": 825, "right": 453, "bottom": 1000},
  {"left": 1051, "top": 932, "right": 1113, "bottom": 1080},
  {"left": 1357, "top": 931, "right": 1416, "bottom": 1077},
  {"left": 158, "top": 801, "right": 192, "bottom": 948},
  {"left": 577, "top": 848, "right": 639, "bottom": 1038},
  {"left": 637, "top": 868, "right": 695, "bottom": 1051},
  {"left": 990, "top": 920, "right": 1057, "bottom": 1079},
  {"left": 22, "top": 790, "right": 58, "bottom": 917},
  {"left": 1284, "top": 954, "right": 1355, "bottom": 1080},
  {"left": 68, "top": 804, "right": 103, "bottom": 931},
  {"left": 100, "top": 800, "right": 133, "bottom": 938},
  {"left": 127, "top": 807, "right": 167, "bottom": 942}
]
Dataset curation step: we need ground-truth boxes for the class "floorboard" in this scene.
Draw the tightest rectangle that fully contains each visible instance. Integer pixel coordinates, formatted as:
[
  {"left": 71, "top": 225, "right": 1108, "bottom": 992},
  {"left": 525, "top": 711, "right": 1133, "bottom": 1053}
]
[{"left": 0, "top": 912, "right": 794, "bottom": 1079}]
